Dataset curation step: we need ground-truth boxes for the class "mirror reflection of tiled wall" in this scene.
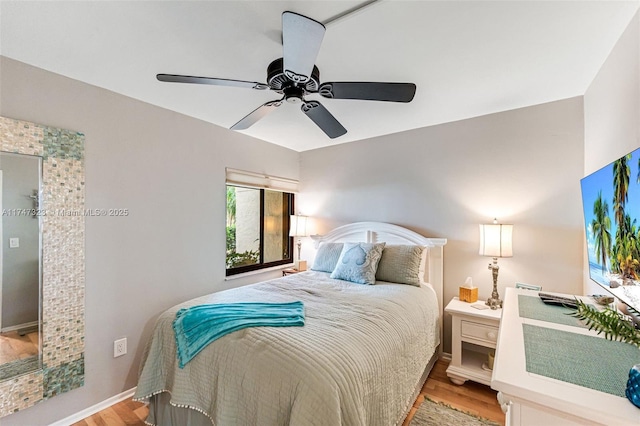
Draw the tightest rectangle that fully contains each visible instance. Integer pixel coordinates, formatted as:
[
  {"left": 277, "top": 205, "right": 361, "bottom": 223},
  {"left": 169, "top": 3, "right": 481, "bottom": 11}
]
[{"left": 0, "top": 116, "right": 85, "bottom": 417}]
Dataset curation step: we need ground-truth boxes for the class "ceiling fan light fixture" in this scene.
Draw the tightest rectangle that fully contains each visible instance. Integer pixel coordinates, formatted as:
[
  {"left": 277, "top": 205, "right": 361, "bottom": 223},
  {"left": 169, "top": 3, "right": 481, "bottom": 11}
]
[{"left": 284, "top": 86, "right": 305, "bottom": 104}]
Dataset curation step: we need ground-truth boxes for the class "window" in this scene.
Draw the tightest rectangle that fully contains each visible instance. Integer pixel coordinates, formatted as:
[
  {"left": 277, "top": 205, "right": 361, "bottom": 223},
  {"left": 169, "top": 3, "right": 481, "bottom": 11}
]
[{"left": 226, "top": 185, "right": 294, "bottom": 276}]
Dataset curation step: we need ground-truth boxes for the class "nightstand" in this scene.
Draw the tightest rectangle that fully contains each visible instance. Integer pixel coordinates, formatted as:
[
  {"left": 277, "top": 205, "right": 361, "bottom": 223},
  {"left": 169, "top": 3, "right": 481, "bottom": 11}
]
[
  {"left": 445, "top": 297, "right": 502, "bottom": 386},
  {"left": 282, "top": 268, "right": 299, "bottom": 276}
]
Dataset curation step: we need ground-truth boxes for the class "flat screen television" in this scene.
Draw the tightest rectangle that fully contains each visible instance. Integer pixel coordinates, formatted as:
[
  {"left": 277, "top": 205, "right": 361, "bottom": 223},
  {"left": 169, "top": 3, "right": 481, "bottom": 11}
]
[{"left": 580, "top": 147, "right": 640, "bottom": 313}]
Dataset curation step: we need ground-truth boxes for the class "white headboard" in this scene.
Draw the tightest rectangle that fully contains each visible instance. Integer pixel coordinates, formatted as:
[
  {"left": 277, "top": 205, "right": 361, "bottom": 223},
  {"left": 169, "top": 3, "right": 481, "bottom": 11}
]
[{"left": 311, "top": 222, "right": 447, "bottom": 352}]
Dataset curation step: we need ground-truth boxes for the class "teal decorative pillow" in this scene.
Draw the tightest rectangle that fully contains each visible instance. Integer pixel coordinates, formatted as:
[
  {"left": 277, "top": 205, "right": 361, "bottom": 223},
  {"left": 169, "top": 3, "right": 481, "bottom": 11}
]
[
  {"left": 330, "top": 242, "right": 386, "bottom": 285},
  {"left": 375, "top": 245, "right": 424, "bottom": 286},
  {"left": 311, "top": 242, "right": 344, "bottom": 273}
]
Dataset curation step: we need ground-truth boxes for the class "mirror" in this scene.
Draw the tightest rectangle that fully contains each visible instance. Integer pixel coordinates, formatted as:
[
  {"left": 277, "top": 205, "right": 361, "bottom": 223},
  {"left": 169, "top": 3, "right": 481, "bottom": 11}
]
[
  {"left": 0, "top": 152, "right": 42, "bottom": 381},
  {"left": 0, "top": 116, "right": 85, "bottom": 417}
]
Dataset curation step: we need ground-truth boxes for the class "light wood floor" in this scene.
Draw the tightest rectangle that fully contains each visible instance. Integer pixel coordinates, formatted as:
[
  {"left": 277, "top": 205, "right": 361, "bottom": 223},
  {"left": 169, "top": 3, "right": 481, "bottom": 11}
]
[
  {"left": 73, "top": 359, "right": 504, "bottom": 425},
  {"left": 404, "top": 359, "right": 505, "bottom": 425}
]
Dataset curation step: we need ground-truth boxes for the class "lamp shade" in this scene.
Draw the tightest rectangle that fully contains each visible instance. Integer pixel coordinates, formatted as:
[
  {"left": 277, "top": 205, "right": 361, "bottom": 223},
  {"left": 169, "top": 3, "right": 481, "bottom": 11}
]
[
  {"left": 289, "top": 215, "right": 309, "bottom": 237},
  {"left": 479, "top": 223, "right": 513, "bottom": 258}
]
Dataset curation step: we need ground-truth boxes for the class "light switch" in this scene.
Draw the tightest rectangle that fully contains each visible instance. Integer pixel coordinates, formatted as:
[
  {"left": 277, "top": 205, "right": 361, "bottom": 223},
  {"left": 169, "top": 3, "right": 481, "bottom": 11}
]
[{"left": 9, "top": 238, "right": 19, "bottom": 248}]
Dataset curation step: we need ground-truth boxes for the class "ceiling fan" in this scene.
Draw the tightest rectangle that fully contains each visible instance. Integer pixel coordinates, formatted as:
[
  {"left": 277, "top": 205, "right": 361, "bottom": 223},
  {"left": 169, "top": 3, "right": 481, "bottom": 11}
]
[{"left": 157, "top": 11, "right": 416, "bottom": 139}]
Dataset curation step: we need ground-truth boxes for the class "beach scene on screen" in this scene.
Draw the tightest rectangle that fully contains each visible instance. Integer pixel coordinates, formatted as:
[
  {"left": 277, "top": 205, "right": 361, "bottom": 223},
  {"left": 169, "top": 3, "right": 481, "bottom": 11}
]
[{"left": 581, "top": 147, "right": 640, "bottom": 312}]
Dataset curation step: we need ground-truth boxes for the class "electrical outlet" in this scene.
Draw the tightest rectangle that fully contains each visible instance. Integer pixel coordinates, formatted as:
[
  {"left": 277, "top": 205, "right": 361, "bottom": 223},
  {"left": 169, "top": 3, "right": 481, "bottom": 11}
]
[{"left": 114, "top": 338, "right": 127, "bottom": 357}]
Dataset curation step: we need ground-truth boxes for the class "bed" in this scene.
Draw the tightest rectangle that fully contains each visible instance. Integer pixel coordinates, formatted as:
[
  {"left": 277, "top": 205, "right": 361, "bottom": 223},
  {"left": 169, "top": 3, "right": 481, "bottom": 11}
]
[{"left": 134, "top": 222, "right": 447, "bottom": 425}]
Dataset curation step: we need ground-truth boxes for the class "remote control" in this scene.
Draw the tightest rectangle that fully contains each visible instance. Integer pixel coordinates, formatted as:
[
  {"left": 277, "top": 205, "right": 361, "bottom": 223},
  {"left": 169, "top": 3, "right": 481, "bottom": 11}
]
[{"left": 538, "top": 293, "right": 578, "bottom": 308}]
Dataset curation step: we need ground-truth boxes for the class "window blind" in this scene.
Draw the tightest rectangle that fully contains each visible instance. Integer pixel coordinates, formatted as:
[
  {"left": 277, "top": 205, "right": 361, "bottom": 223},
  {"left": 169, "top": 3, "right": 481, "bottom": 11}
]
[{"left": 225, "top": 167, "right": 299, "bottom": 193}]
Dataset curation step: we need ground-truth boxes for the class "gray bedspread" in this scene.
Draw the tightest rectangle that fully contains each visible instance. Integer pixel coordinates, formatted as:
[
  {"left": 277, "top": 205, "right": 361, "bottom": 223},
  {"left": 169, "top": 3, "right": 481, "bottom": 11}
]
[{"left": 134, "top": 271, "right": 440, "bottom": 426}]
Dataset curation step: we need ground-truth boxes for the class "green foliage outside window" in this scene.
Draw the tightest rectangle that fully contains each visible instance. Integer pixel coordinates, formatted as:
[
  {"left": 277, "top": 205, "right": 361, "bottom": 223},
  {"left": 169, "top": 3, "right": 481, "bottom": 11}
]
[
  {"left": 225, "top": 184, "right": 292, "bottom": 275},
  {"left": 225, "top": 187, "right": 260, "bottom": 269}
]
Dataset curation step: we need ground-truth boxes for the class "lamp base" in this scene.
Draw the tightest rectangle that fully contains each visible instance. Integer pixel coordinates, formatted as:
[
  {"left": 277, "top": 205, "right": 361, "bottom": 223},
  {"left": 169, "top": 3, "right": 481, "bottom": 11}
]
[
  {"left": 486, "top": 296, "right": 503, "bottom": 310},
  {"left": 486, "top": 258, "right": 503, "bottom": 310}
]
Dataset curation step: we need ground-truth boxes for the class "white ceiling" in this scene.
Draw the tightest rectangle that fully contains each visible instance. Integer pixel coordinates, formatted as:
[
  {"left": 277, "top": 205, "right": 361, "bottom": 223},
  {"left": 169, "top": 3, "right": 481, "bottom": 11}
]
[{"left": 1, "top": 1, "right": 639, "bottom": 152}]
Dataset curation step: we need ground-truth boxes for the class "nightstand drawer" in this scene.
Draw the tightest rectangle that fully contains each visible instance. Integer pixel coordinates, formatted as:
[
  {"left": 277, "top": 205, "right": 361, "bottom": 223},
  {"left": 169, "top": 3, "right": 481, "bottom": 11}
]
[{"left": 461, "top": 320, "right": 498, "bottom": 344}]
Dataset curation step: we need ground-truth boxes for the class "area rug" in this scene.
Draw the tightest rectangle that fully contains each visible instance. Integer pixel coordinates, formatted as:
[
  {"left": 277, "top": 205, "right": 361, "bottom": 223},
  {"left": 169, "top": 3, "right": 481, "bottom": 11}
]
[{"left": 410, "top": 398, "right": 500, "bottom": 426}]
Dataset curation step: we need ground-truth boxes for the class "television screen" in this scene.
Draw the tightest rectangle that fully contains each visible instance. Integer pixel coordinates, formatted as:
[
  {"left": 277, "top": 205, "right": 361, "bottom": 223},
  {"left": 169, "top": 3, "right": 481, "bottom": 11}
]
[{"left": 581, "top": 147, "right": 640, "bottom": 313}]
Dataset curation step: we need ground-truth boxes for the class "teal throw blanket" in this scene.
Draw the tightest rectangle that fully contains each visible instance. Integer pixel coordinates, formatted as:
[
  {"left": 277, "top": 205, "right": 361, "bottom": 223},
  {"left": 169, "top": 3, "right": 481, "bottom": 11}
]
[{"left": 173, "top": 301, "right": 305, "bottom": 368}]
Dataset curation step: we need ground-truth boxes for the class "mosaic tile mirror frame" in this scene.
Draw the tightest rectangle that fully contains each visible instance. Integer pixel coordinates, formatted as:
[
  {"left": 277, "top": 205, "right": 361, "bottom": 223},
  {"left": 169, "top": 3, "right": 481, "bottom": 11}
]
[{"left": 0, "top": 116, "right": 85, "bottom": 417}]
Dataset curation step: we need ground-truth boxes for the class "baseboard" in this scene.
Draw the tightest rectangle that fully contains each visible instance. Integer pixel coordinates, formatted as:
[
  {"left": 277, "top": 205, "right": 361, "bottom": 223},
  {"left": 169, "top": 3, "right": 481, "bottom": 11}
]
[
  {"left": 441, "top": 352, "right": 452, "bottom": 362},
  {"left": 48, "top": 387, "right": 137, "bottom": 426}
]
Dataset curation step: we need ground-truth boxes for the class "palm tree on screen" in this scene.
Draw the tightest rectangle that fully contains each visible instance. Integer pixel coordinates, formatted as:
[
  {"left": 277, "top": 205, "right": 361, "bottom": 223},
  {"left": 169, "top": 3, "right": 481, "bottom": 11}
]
[
  {"left": 612, "top": 214, "right": 639, "bottom": 279},
  {"left": 613, "top": 154, "right": 631, "bottom": 230},
  {"left": 592, "top": 191, "right": 612, "bottom": 274}
]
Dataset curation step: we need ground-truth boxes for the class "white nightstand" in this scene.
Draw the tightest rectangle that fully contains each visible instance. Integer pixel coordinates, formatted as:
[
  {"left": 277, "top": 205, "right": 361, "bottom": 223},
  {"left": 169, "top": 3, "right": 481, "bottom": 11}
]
[{"left": 445, "top": 297, "right": 502, "bottom": 386}]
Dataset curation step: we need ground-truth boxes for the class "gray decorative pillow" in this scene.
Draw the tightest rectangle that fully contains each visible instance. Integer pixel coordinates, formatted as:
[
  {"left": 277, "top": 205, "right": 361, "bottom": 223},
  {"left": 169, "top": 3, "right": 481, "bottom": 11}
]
[
  {"left": 375, "top": 245, "right": 425, "bottom": 286},
  {"left": 311, "top": 242, "right": 344, "bottom": 273},
  {"left": 330, "top": 242, "right": 386, "bottom": 285}
]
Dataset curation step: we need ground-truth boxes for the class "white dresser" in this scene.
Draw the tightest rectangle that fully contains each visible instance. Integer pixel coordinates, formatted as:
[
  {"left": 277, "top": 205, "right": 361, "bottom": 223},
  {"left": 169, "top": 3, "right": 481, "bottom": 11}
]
[{"left": 492, "top": 288, "right": 640, "bottom": 426}]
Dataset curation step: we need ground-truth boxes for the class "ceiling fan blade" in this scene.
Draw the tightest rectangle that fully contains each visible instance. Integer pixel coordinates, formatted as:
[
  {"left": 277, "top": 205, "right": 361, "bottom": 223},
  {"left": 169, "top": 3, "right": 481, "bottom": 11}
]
[
  {"left": 157, "top": 74, "right": 269, "bottom": 90},
  {"left": 230, "top": 99, "right": 283, "bottom": 130},
  {"left": 282, "top": 11, "right": 325, "bottom": 84},
  {"left": 301, "top": 101, "right": 347, "bottom": 139},
  {"left": 318, "top": 82, "right": 416, "bottom": 102}
]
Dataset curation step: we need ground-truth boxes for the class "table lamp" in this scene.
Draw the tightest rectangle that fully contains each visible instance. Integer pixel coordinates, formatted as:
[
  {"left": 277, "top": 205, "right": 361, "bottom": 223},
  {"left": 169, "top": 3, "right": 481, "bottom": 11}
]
[
  {"left": 289, "top": 215, "right": 308, "bottom": 271},
  {"left": 479, "top": 219, "right": 513, "bottom": 309}
]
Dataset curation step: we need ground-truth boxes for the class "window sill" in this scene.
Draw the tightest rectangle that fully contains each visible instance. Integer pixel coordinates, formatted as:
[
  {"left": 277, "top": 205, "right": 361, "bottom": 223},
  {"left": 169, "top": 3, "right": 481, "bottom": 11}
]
[{"left": 225, "top": 263, "right": 295, "bottom": 281}]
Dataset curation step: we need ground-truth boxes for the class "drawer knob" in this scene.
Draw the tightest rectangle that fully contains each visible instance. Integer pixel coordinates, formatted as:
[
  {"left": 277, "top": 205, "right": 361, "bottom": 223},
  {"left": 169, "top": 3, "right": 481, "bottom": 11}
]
[{"left": 487, "top": 331, "right": 497, "bottom": 340}]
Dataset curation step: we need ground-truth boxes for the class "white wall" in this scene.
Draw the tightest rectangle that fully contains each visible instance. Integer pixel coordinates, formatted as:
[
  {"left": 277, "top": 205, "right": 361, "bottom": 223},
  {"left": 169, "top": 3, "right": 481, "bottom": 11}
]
[
  {"left": 299, "top": 97, "right": 585, "bottom": 354},
  {"left": 1, "top": 8, "right": 637, "bottom": 418},
  {"left": 583, "top": 11, "right": 640, "bottom": 295},
  {"left": 0, "top": 56, "right": 299, "bottom": 425}
]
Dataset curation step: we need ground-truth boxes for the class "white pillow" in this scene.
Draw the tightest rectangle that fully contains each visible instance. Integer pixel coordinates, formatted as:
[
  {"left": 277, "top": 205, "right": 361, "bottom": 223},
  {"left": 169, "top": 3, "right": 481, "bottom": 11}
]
[
  {"left": 310, "top": 242, "right": 343, "bottom": 273},
  {"left": 330, "top": 242, "right": 386, "bottom": 285}
]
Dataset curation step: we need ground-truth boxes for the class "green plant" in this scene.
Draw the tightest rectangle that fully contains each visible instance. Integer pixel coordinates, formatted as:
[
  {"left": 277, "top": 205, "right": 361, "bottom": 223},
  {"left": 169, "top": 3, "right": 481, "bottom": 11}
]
[
  {"left": 226, "top": 249, "right": 260, "bottom": 269},
  {"left": 570, "top": 299, "right": 640, "bottom": 348},
  {"left": 226, "top": 186, "right": 236, "bottom": 226},
  {"left": 226, "top": 225, "right": 236, "bottom": 253}
]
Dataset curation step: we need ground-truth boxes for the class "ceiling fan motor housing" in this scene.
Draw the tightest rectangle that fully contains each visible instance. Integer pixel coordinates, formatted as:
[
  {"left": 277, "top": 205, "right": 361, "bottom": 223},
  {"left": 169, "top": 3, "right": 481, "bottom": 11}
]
[{"left": 267, "top": 58, "right": 319, "bottom": 93}]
